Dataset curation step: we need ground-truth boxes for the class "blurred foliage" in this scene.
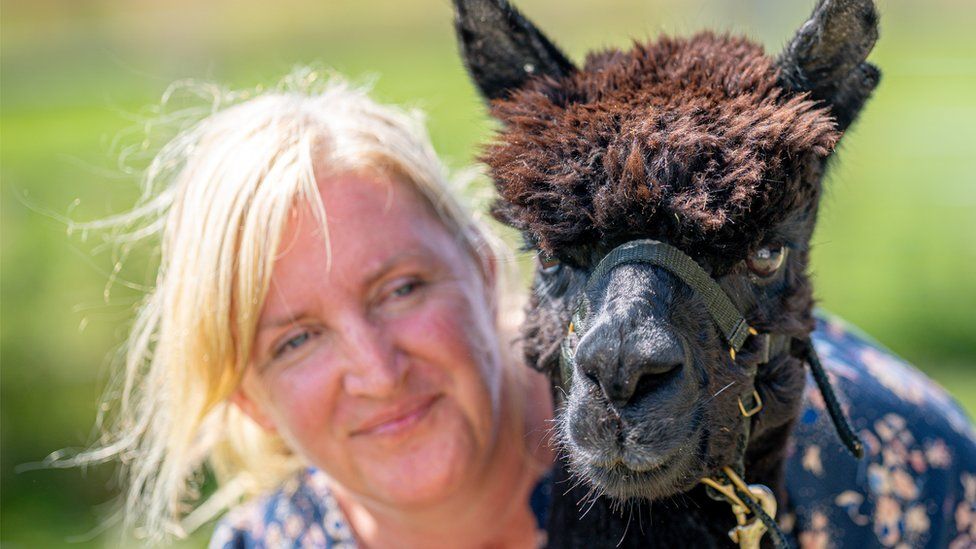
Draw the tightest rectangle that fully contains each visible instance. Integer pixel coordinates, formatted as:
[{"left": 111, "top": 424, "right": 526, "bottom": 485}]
[{"left": 2, "top": 0, "right": 974, "bottom": 546}]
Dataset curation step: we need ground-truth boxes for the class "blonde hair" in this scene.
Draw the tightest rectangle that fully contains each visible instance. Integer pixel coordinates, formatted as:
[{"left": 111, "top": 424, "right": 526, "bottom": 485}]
[{"left": 62, "top": 70, "right": 523, "bottom": 543}]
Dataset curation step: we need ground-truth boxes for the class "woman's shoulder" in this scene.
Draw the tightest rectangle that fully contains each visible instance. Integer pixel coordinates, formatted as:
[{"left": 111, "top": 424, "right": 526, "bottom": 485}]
[
  {"left": 783, "top": 314, "right": 976, "bottom": 547},
  {"left": 209, "top": 467, "right": 555, "bottom": 548},
  {"left": 809, "top": 313, "right": 974, "bottom": 442},
  {"left": 209, "top": 469, "right": 355, "bottom": 549}
]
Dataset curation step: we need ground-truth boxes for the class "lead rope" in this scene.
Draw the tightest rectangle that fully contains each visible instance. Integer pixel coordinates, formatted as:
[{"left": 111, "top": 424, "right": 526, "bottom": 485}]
[
  {"left": 702, "top": 370, "right": 789, "bottom": 549},
  {"left": 799, "top": 338, "right": 865, "bottom": 458}
]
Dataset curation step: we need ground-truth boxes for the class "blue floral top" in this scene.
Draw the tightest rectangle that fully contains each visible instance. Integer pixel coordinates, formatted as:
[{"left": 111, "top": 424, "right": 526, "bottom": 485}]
[
  {"left": 209, "top": 465, "right": 552, "bottom": 549},
  {"left": 783, "top": 316, "right": 975, "bottom": 548},
  {"left": 211, "top": 316, "right": 975, "bottom": 548}
]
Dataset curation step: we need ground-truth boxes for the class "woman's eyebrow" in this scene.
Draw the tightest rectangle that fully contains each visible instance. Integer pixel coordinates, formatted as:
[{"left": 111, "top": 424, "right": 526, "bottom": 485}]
[
  {"left": 257, "top": 310, "right": 308, "bottom": 334},
  {"left": 257, "top": 249, "right": 439, "bottom": 333},
  {"left": 362, "top": 249, "right": 437, "bottom": 288}
]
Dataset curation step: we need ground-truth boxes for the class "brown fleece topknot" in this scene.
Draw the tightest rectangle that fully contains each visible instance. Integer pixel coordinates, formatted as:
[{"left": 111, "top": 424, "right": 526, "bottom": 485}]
[{"left": 484, "top": 32, "right": 841, "bottom": 260}]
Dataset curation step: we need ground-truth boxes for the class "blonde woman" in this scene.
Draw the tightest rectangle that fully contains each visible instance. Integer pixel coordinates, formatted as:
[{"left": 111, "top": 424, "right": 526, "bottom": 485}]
[{"left": 74, "top": 73, "right": 554, "bottom": 547}]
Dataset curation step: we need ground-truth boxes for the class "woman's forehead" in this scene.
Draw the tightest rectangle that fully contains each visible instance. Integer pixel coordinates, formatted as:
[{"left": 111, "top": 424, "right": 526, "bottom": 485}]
[
  {"left": 268, "top": 173, "right": 464, "bottom": 294},
  {"left": 311, "top": 172, "right": 441, "bottom": 228}
]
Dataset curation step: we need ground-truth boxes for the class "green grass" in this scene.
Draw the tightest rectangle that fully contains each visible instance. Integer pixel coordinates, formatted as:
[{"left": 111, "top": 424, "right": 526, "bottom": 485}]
[{"left": 2, "top": 0, "right": 974, "bottom": 546}]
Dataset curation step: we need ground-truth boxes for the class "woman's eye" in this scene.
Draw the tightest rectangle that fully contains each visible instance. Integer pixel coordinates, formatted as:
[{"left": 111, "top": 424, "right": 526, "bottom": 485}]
[
  {"left": 274, "top": 331, "right": 312, "bottom": 359},
  {"left": 538, "top": 253, "right": 561, "bottom": 274},
  {"left": 378, "top": 278, "right": 425, "bottom": 305},
  {"left": 391, "top": 280, "right": 420, "bottom": 298},
  {"left": 747, "top": 245, "right": 788, "bottom": 277}
]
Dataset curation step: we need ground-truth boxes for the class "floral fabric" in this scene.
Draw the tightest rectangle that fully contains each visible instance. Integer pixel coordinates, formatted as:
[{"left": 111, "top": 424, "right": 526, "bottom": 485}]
[
  {"left": 209, "top": 464, "right": 552, "bottom": 549},
  {"left": 785, "top": 315, "right": 975, "bottom": 548},
  {"left": 211, "top": 316, "right": 975, "bottom": 548}
]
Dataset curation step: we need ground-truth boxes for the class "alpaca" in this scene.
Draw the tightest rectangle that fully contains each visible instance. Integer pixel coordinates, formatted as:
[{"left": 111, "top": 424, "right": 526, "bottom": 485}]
[{"left": 453, "top": 0, "right": 976, "bottom": 547}]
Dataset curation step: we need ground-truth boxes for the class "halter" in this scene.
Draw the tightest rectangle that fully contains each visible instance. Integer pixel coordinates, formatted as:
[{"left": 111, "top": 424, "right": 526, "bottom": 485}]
[{"left": 557, "top": 239, "right": 863, "bottom": 549}]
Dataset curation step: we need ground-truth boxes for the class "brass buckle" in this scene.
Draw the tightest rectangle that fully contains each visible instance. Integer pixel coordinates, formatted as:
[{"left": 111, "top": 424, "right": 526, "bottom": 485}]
[
  {"left": 701, "top": 467, "right": 778, "bottom": 549},
  {"left": 730, "top": 328, "right": 760, "bottom": 361},
  {"left": 738, "top": 390, "right": 763, "bottom": 417}
]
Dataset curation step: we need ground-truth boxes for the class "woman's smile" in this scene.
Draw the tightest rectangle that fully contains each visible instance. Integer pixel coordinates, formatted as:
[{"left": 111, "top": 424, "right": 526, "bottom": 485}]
[{"left": 350, "top": 394, "right": 441, "bottom": 439}]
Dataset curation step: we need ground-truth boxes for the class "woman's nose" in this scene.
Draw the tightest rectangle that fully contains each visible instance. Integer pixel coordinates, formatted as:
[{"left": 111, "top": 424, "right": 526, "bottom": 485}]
[{"left": 340, "top": 319, "right": 404, "bottom": 397}]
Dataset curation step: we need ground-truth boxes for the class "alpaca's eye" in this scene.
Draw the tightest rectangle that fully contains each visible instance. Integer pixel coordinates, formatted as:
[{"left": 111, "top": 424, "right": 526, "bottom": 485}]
[
  {"left": 538, "top": 254, "right": 561, "bottom": 274},
  {"left": 747, "top": 246, "right": 787, "bottom": 277}
]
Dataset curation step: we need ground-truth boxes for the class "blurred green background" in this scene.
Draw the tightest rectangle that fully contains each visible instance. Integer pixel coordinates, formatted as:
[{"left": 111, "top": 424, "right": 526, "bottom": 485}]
[{"left": 2, "top": 0, "right": 974, "bottom": 546}]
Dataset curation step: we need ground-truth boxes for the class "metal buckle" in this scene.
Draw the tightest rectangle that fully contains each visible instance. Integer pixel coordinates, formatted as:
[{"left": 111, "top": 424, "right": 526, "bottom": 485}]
[
  {"left": 701, "top": 467, "right": 778, "bottom": 549},
  {"left": 730, "top": 328, "right": 761, "bottom": 362},
  {"left": 738, "top": 389, "right": 763, "bottom": 417}
]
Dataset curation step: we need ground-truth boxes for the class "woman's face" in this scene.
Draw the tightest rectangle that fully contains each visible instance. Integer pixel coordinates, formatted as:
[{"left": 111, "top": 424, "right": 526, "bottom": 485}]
[{"left": 237, "top": 172, "right": 504, "bottom": 507}]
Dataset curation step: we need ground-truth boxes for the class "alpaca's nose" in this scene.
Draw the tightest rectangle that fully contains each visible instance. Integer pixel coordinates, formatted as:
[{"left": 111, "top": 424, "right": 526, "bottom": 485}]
[{"left": 575, "top": 320, "right": 685, "bottom": 408}]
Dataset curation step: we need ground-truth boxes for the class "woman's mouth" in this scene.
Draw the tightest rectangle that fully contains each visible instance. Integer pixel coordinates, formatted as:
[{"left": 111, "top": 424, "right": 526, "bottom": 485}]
[{"left": 351, "top": 395, "right": 440, "bottom": 437}]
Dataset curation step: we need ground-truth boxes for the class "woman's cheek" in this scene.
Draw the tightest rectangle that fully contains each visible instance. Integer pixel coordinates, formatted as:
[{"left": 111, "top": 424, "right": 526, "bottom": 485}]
[
  {"left": 266, "top": 353, "right": 342, "bottom": 457},
  {"left": 396, "top": 289, "right": 501, "bottom": 441},
  {"left": 399, "top": 295, "right": 488, "bottom": 383}
]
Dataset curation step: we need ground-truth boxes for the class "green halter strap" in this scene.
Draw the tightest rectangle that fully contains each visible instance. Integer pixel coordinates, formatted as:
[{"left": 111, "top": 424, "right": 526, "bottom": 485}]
[{"left": 585, "top": 239, "right": 753, "bottom": 351}]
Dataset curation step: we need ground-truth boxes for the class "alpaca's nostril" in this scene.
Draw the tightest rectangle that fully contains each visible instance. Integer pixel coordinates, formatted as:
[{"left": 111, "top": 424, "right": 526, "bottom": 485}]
[
  {"left": 628, "top": 362, "right": 682, "bottom": 407},
  {"left": 591, "top": 360, "right": 684, "bottom": 407},
  {"left": 584, "top": 370, "right": 600, "bottom": 387},
  {"left": 573, "top": 317, "right": 687, "bottom": 406}
]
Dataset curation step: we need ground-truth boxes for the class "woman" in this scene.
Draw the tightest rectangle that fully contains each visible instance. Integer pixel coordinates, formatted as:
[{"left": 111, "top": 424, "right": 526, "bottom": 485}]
[{"left": 76, "top": 72, "right": 553, "bottom": 547}]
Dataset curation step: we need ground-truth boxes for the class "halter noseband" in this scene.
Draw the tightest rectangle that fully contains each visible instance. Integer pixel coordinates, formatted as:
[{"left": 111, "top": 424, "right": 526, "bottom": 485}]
[{"left": 556, "top": 239, "right": 863, "bottom": 549}]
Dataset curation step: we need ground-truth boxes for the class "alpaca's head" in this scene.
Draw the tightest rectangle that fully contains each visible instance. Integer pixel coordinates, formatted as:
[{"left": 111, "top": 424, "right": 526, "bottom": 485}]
[{"left": 455, "top": 0, "right": 879, "bottom": 500}]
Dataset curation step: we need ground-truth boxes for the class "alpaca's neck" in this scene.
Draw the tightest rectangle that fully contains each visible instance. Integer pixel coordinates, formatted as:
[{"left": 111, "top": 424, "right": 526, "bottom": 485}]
[{"left": 546, "top": 420, "right": 795, "bottom": 548}]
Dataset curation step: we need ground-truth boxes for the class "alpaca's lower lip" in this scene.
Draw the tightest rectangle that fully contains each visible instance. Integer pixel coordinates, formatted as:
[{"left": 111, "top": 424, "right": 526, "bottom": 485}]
[
  {"left": 584, "top": 443, "right": 682, "bottom": 473},
  {"left": 583, "top": 456, "right": 684, "bottom": 499},
  {"left": 578, "top": 425, "right": 705, "bottom": 499},
  {"left": 624, "top": 447, "right": 681, "bottom": 473},
  {"left": 577, "top": 409, "right": 704, "bottom": 472},
  {"left": 589, "top": 446, "right": 681, "bottom": 476}
]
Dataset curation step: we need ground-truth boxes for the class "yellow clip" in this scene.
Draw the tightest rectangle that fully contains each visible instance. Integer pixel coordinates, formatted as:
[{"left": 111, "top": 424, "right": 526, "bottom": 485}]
[
  {"left": 730, "top": 328, "right": 758, "bottom": 361},
  {"left": 738, "top": 390, "right": 764, "bottom": 417},
  {"left": 700, "top": 476, "right": 748, "bottom": 510},
  {"left": 701, "top": 467, "right": 778, "bottom": 549},
  {"left": 568, "top": 322, "right": 574, "bottom": 334}
]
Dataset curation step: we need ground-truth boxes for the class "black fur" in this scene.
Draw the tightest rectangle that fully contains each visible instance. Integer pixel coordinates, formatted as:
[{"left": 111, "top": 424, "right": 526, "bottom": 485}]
[{"left": 453, "top": 0, "right": 576, "bottom": 100}]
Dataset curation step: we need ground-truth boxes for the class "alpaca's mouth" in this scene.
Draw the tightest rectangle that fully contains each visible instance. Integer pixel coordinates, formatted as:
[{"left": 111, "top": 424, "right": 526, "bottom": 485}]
[
  {"left": 580, "top": 445, "right": 698, "bottom": 500},
  {"left": 589, "top": 447, "right": 680, "bottom": 478},
  {"left": 573, "top": 423, "right": 705, "bottom": 500}
]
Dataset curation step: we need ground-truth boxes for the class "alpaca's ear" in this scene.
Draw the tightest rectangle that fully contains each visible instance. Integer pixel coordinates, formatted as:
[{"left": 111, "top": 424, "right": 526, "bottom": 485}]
[
  {"left": 453, "top": 0, "right": 576, "bottom": 101},
  {"left": 778, "top": 0, "right": 881, "bottom": 130}
]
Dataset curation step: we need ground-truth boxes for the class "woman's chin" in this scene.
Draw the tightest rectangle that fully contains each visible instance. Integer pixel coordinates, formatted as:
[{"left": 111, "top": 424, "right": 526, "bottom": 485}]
[{"left": 355, "top": 406, "right": 481, "bottom": 506}]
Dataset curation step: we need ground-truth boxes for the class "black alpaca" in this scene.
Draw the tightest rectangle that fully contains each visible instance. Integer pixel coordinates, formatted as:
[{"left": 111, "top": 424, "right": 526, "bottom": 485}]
[{"left": 450, "top": 0, "right": 929, "bottom": 546}]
